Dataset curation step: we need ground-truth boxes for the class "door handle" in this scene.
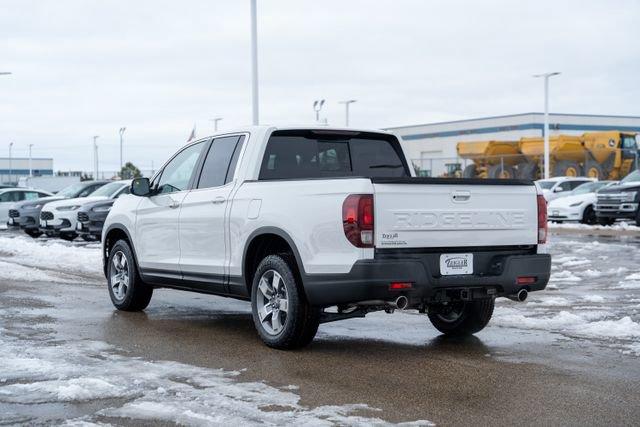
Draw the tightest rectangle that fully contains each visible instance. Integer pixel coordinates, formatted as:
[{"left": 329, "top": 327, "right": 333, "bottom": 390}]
[
  {"left": 212, "top": 197, "right": 226, "bottom": 205},
  {"left": 169, "top": 200, "right": 181, "bottom": 209}
]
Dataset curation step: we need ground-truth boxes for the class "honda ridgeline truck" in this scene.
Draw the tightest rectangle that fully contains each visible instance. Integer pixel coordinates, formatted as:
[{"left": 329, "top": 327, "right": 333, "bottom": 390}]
[{"left": 103, "top": 126, "right": 551, "bottom": 349}]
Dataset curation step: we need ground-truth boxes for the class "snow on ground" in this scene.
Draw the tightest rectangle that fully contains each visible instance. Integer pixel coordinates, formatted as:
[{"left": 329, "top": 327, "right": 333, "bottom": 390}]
[
  {"left": 0, "top": 234, "right": 102, "bottom": 280},
  {"left": 0, "top": 295, "right": 431, "bottom": 425}
]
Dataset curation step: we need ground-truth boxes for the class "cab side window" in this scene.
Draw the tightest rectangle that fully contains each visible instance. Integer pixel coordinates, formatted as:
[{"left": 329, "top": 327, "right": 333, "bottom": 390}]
[
  {"left": 79, "top": 184, "right": 100, "bottom": 197},
  {"left": 157, "top": 142, "right": 205, "bottom": 194},
  {"left": 197, "top": 136, "right": 243, "bottom": 189},
  {"left": 557, "top": 182, "right": 572, "bottom": 192},
  {"left": 24, "top": 192, "right": 40, "bottom": 200}
]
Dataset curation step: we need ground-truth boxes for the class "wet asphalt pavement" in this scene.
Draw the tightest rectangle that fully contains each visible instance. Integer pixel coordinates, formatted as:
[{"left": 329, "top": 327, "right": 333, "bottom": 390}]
[{"left": 1, "top": 230, "right": 640, "bottom": 425}]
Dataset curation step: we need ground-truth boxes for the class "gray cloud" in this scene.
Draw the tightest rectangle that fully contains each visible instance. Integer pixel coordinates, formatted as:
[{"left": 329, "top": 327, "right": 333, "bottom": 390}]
[{"left": 1, "top": 0, "right": 638, "bottom": 172}]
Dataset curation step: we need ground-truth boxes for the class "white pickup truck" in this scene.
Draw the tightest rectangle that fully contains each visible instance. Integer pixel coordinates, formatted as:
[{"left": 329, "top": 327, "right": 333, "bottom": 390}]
[{"left": 103, "top": 126, "right": 551, "bottom": 349}]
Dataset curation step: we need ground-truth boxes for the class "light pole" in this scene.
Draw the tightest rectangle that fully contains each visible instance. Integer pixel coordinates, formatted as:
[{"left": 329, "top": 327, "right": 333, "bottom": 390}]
[
  {"left": 119, "top": 127, "right": 126, "bottom": 176},
  {"left": 533, "top": 72, "right": 561, "bottom": 179},
  {"left": 210, "top": 117, "right": 223, "bottom": 132},
  {"left": 93, "top": 136, "right": 99, "bottom": 180},
  {"left": 250, "top": 0, "right": 259, "bottom": 125},
  {"left": 8, "top": 142, "right": 13, "bottom": 184},
  {"left": 339, "top": 100, "right": 357, "bottom": 127},
  {"left": 28, "top": 144, "right": 33, "bottom": 177},
  {"left": 313, "top": 100, "right": 325, "bottom": 123}
]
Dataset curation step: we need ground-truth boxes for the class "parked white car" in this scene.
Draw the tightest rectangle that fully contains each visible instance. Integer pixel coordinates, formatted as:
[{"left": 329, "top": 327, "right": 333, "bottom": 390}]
[
  {"left": 40, "top": 180, "right": 131, "bottom": 240},
  {"left": 537, "top": 177, "right": 593, "bottom": 201},
  {"left": 1, "top": 188, "right": 53, "bottom": 223},
  {"left": 547, "top": 181, "right": 615, "bottom": 224}
]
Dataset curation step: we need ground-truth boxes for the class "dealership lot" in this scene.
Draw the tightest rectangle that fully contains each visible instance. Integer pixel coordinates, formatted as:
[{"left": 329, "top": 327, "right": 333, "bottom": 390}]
[{"left": 0, "top": 229, "right": 639, "bottom": 425}]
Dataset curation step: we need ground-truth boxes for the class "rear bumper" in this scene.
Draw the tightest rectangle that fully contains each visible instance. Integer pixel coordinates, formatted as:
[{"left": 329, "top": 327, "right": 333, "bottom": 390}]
[{"left": 303, "top": 251, "right": 551, "bottom": 307}]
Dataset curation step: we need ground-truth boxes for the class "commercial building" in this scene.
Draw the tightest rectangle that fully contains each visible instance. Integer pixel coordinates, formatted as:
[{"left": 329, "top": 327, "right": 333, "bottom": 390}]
[
  {"left": 0, "top": 157, "right": 54, "bottom": 185},
  {"left": 387, "top": 113, "right": 640, "bottom": 177}
]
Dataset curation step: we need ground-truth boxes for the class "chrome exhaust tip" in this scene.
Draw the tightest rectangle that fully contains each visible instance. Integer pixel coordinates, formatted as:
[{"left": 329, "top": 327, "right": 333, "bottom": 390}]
[
  {"left": 507, "top": 289, "right": 528, "bottom": 302},
  {"left": 395, "top": 295, "right": 409, "bottom": 310}
]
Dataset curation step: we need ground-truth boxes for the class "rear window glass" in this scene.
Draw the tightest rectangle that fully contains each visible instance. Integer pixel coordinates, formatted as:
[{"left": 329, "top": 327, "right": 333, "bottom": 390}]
[{"left": 259, "top": 131, "right": 409, "bottom": 180}]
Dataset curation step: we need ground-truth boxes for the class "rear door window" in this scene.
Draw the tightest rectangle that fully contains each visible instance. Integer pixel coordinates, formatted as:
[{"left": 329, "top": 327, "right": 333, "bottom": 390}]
[
  {"left": 197, "top": 136, "right": 243, "bottom": 189},
  {"left": 259, "top": 131, "right": 409, "bottom": 180}
]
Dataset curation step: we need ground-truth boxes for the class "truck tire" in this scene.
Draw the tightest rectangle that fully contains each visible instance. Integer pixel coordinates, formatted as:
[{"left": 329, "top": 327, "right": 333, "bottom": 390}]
[
  {"left": 428, "top": 298, "right": 495, "bottom": 336},
  {"left": 516, "top": 162, "right": 539, "bottom": 180},
  {"left": 584, "top": 158, "right": 604, "bottom": 179},
  {"left": 488, "top": 164, "right": 516, "bottom": 179},
  {"left": 462, "top": 164, "right": 477, "bottom": 178},
  {"left": 553, "top": 160, "right": 582, "bottom": 177},
  {"left": 251, "top": 254, "right": 320, "bottom": 349},
  {"left": 107, "top": 239, "right": 153, "bottom": 311}
]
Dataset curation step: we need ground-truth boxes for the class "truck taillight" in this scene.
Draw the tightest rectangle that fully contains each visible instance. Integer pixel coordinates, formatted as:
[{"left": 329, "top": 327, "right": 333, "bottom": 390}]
[
  {"left": 537, "top": 194, "right": 547, "bottom": 244},
  {"left": 342, "top": 194, "right": 374, "bottom": 248}
]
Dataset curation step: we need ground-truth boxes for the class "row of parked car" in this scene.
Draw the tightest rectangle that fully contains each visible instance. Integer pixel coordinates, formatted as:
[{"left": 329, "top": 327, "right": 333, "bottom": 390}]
[
  {"left": 2, "top": 180, "right": 131, "bottom": 241},
  {"left": 538, "top": 170, "right": 640, "bottom": 226}
]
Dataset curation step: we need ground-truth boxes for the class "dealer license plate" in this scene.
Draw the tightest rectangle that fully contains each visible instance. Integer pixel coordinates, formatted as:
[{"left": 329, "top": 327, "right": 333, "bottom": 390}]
[{"left": 440, "top": 253, "right": 473, "bottom": 276}]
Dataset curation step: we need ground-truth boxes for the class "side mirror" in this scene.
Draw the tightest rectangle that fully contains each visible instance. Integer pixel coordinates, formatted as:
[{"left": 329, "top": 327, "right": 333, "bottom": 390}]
[
  {"left": 131, "top": 177, "right": 151, "bottom": 197},
  {"left": 553, "top": 186, "right": 564, "bottom": 193}
]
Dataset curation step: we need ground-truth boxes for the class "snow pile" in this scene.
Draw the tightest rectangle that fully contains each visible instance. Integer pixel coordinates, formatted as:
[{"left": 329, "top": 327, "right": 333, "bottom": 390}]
[
  {"left": 616, "top": 273, "right": 640, "bottom": 289},
  {"left": 548, "top": 221, "right": 640, "bottom": 232},
  {"left": 493, "top": 307, "right": 640, "bottom": 354},
  {"left": 0, "top": 305, "right": 431, "bottom": 425},
  {"left": 0, "top": 235, "right": 102, "bottom": 280}
]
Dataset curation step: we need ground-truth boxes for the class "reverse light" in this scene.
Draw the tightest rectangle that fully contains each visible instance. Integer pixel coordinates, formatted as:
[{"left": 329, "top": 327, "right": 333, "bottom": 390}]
[
  {"left": 342, "top": 194, "right": 374, "bottom": 248},
  {"left": 537, "top": 194, "right": 547, "bottom": 244}
]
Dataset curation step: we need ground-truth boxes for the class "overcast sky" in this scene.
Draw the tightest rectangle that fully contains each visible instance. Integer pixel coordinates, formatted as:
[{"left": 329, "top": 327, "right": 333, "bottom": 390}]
[{"left": 1, "top": 0, "right": 639, "bottom": 172}]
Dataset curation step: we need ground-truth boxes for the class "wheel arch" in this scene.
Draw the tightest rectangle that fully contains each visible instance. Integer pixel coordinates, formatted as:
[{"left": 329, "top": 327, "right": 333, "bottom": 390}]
[
  {"left": 103, "top": 223, "right": 138, "bottom": 278},
  {"left": 242, "top": 227, "right": 306, "bottom": 297}
]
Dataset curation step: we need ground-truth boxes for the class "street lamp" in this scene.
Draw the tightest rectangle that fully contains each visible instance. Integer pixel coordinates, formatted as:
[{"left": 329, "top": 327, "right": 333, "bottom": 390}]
[
  {"left": 28, "top": 144, "right": 33, "bottom": 178},
  {"left": 339, "top": 100, "right": 357, "bottom": 127},
  {"left": 313, "top": 99, "right": 325, "bottom": 123},
  {"left": 93, "top": 136, "right": 99, "bottom": 180},
  {"left": 533, "top": 72, "right": 561, "bottom": 179},
  {"left": 250, "top": 0, "right": 259, "bottom": 125},
  {"left": 210, "top": 117, "right": 223, "bottom": 132},
  {"left": 8, "top": 142, "right": 13, "bottom": 184},
  {"left": 119, "top": 127, "right": 126, "bottom": 175}
]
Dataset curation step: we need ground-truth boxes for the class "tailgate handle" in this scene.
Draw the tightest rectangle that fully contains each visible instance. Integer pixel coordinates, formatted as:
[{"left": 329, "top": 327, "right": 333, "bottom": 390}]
[{"left": 451, "top": 191, "right": 471, "bottom": 202}]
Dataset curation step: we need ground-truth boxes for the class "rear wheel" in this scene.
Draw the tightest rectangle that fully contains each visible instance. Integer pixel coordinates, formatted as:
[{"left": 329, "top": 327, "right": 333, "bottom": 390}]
[
  {"left": 516, "top": 162, "right": 539, "bottom": 180},
  {"left": 107, "top": 239, "right": 153, "bottom": 311},
  {"left": 428, "top": 298, "right": 495, "bottom": 336},
  {"left": 581, "top": 205, "right": 597, "bottom": 225},
  {"left": 553, "top": 160, "right": 582, "bottom": 177},
  {"left": 251, "top": 254, "right": 320, "bottom": 349},
  {"left": 488, "top": 164, "right": 516, "bottom": 179},
  {"left": 462, "top": 164, "right": 477, "bottom": 178},
  {"left": 584, "top": 158, "right": 605, "bottom": 179}
]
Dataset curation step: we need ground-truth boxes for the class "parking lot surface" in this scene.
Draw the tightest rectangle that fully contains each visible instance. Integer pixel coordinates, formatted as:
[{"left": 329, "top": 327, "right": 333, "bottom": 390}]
[{"left": 0, "top": 230, "right": 639, "bottom": 425}]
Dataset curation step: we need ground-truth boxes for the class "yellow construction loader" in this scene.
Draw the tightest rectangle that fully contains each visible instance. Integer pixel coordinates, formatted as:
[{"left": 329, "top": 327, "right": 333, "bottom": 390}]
[{"left": 457, "top": 131, "right": 638, "bottom": 180}]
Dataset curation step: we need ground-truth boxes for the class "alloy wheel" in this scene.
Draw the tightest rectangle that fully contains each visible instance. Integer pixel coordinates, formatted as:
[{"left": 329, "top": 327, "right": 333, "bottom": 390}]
[
  {"left": 256, "top": 269, "right": 289, "bottom": 335},
  {"left": 110, "top": 251, "right": 130, "bottom": 302}
]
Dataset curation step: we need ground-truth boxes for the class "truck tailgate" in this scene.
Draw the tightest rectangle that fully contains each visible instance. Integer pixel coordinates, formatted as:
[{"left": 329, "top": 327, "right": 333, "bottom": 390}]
[{"left": 372, "top": 178, "right": 538, "bottom": 248}]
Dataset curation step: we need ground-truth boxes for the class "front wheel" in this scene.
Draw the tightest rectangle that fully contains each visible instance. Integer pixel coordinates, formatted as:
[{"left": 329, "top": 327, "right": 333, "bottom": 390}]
[
  {"left": 107, "top": 240, "right": 153, "bottom": 311},
  {"left": 25, "top": 229, "right": 43, "bottom": 238},
  {"left": 251, "top": 254, "right": 320, "bottom": 349},
  {"left": 428, "top": 298, "right": 495, "bottom": 336}
]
